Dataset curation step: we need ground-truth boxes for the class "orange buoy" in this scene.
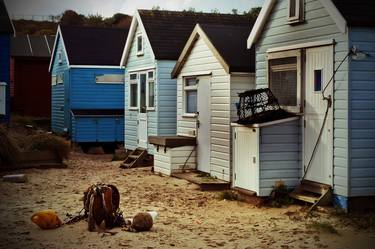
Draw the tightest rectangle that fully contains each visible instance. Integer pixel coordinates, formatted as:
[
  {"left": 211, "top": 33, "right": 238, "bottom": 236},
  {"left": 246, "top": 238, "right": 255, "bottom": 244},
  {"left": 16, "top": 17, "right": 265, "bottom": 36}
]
[{"left": 31, "top": 210, "right": 62, "bottom": 229}]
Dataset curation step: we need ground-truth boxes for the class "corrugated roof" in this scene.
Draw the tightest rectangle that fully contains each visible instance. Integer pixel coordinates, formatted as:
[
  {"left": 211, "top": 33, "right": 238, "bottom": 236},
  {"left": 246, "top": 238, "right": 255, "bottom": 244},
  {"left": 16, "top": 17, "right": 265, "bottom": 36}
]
[
  {"left": 138, "top": 10, "right": 253, "bottom": 60},
  {"left": 0, "top": 0, "right": 13, "bottom": 34},
  {"left": 11, "top": 35, "right": 54, "bottom": 57},
  {"left": 200, "top": 24, "right": 255, "bottom": 72},
  {"left": 59, "top": 25, "right": 129, "bottom": 66},
  {"left": 332, "top": 0, "right": 375, "bottom": 27}
]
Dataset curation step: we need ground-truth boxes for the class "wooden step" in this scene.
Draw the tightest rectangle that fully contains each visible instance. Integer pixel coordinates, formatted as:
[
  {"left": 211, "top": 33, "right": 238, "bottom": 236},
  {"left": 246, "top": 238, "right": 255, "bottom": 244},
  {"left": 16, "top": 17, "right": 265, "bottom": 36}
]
[
  {"left": 289, "top": 192, "right": 320, "bottom": 204},
  {"left": 120, "top": 148, "right": 148, "bottom": 169},
  {"left": 299, "top": 180, "right": 330, "bottom": 194}
]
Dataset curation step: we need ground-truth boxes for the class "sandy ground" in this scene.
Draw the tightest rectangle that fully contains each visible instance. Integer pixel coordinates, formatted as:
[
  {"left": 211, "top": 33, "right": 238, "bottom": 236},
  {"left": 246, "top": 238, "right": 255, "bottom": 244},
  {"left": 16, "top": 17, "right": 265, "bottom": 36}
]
[{"left": 0, "top": 152, "right": 375, "bottom": 249}]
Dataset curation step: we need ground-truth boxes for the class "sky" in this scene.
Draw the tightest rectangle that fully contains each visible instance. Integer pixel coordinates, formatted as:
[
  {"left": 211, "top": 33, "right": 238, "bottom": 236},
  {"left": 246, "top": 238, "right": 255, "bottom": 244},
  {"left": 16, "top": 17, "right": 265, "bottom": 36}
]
[{"left": 5, "top": 0, "right": 264, "bottom": 19}]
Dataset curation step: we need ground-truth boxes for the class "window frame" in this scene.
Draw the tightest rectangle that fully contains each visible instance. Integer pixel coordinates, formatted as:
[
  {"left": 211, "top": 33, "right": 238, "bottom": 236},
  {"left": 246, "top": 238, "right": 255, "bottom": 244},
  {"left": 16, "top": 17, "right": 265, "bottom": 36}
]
[
  {"left": 146, "top": 70, "right": 155, "bottom": 110},
  {"left": 136, "top": 33, "right": 144, "bottom": 56},
  {"left": 183, "top": 77, "right": 198, "bottom": 117},
  {"left": 51, "top": 75, "right": 57, "bottom": 86},
  {"left": 267, "top": 49, "right": 302, "bottom": 113},
  {"left": 129, "top": 73, "right": 138, "bottom": 109},
  {"left": 95, "top": 74, "right": 124, "bottom": 84},
  {"left": 287, "top": 0, "right": 304, "bottom": 24},
  {"left": 56, "top": 73, "right": 64, "bottom": 84},
  {"left": 58, "top": 50, "right": 62, "bottom": 64}
]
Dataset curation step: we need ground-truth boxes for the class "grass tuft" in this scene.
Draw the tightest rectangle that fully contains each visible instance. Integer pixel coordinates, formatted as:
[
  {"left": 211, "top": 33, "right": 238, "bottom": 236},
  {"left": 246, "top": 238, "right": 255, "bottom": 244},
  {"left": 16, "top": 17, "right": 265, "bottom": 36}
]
[
  {"left": 307, "top": 221, "right": 339, "bottom": 234},
  {"left": 217, "top": 190, "right": 238, "bottom": 201}
]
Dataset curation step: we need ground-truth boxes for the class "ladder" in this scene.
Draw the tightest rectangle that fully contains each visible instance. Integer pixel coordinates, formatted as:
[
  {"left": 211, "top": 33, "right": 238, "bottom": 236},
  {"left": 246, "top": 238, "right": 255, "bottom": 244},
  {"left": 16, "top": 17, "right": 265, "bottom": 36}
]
[
  {"left": 120, "top": 148, "right": 147, "bottom": 169},
  {"left": 289, "top": 180, "right": 332, "bottom": 212}
]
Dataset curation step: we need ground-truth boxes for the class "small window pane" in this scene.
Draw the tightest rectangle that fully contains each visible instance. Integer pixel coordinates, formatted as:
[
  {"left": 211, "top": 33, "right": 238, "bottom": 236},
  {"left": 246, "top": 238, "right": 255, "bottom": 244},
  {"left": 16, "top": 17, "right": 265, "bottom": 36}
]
[
  {"left": 130, "top": 74, "right": 137, "bottom": 80},
  {"left": 137, "top": 36, "right": 143, "bottom": 52},
  {"left": 148, "top": 81, "right": 155, "bottom": 108},
  {"left": 148, "top": 71, "right": 154, "bottom": 79},
  {"left": 269, "top": 57, "right": 297, "bottom": 106},
  {"left": 314, "top": 70, "right": 322, "bottom": 91},
  {"left": 289, "top": 0, "right": 296, "bottom": 17},
  {"left": 130, "top": 84, "right": 138, "bottom": 107},
  {"left": 186, "top": 90, "right": 197, "bottom": 114},
  {"left": 185, "top": 78, "right": 197, "bottom": 86},
  {"left": 140, "top": 74, "right": 147, "bottom": 112}
]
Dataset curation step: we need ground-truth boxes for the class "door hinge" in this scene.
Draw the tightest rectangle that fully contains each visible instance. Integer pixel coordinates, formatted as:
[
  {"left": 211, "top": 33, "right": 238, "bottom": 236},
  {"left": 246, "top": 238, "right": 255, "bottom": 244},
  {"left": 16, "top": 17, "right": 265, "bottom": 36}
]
[
  {"left": 234, "top": 132, "right": 237, "bottom": 139},
  {"left": 304, "top": 99, "right": 306, "bottom": 107},
  {"left": 304, "top": 119, "right": 306, "bottom": 128},
  {"left": 234, "top": 173, "right": 236, "bottom": 180}
]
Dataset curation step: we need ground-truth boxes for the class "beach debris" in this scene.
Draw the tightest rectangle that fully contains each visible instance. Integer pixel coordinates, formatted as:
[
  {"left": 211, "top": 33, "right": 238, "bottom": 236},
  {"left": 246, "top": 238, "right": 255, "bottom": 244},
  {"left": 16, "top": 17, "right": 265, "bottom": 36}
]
[
  {"left": 83, "top": 183, "right": 120, "bottom": 231},
  {"left": 31, "top": 210, "right": 62, "bottom": 229},
  {"left": 130, "top": 211, "right": 157, "bottom": 232},
  {"left": 2, "top": 174, "right": 27, "bottom": 183}
]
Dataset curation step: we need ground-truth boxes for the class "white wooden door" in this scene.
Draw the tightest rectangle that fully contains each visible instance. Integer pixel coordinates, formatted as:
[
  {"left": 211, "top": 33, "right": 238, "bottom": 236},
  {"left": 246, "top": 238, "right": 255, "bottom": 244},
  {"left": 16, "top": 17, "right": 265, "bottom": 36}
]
[
  {"left": 233, "top": 127, "right": 259, "bottom": 193},
  {"left": 197, "top": 76, "right": 211, "bottom": 173},
  {"left": 304, "top": 46, "right": 333, "bottom": 185},
  {"left": 138, "top": 73, "right": 148, "bottom": 148}
]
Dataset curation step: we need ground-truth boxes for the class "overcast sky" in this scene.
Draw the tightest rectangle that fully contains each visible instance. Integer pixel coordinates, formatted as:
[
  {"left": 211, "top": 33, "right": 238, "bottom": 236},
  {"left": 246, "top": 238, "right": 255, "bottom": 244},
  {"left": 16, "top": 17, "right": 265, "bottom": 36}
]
[{"left": 5, "top": 0, "right": 264, "bottom": 19}]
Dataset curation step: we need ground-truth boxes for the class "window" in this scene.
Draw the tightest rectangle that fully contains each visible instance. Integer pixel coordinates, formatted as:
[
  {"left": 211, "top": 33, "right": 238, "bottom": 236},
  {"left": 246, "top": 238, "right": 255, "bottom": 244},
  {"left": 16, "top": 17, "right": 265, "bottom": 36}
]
[
  {"left": 136, "top": 34, "right": 144, "bottom": 55},
  {"left": 314, "top": 69, "right": 322, "bottom": 92},
  {"left": 184, "top": 77, "right": 198, "bottom": 114},
  {"left": 58, "top": 51, "right": 62, "bottom": 64},
  {"left": 129, "top": 73, "right": 138, "bottom": 108},
  {"left": 57, "top": 73, "right": 64, "bottom": 84},
  {"left": 51, "top": 75, "right": 57, "bottom": 86},
  {"left": 95, "top": 74, "right": 124, "bottom": 84},
  {"left": 288, "top": 0, "right": 304, "bottom": 23},
  {"left": 147, "top": 71, "right": 155, "bottom": 108},
  {"left": 268, "top": 50, "right": 301, "bottom": 112}
]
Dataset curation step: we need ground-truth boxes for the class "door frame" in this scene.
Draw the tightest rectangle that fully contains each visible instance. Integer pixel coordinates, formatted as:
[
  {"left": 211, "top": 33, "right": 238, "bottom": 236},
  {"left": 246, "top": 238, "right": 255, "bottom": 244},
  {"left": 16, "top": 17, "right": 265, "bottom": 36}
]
[{"left": 301, "top": 45, "right": 334, "bottom": 186}]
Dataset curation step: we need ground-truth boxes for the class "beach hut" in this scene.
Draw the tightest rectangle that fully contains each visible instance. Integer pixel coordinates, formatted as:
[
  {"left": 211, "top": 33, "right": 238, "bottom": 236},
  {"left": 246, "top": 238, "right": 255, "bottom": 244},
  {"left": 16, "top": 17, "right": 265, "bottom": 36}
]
[
  {"left": 150, "top": 23, "right": 256, "bottom": 180},
  {"left": 49, "top": 25, "right": 128, "bottom": 143},
  {"left": 0, "top": 0, "right": 14, "bottom": 123},
  {"left": 234, "top": 0, "right": 375, "bottom": 211},
  {"left": 11, "top": 34, "right": 54, "bottom": 117},
  {"left": 120, "top": 10, "right": 252, "bottom": 155}
]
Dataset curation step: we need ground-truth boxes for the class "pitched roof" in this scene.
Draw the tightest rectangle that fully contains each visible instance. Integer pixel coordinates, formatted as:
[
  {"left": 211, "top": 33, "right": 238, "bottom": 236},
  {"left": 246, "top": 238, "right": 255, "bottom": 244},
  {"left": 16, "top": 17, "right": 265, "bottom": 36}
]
[
  {"left": 0, "top": 0, "right": 13, "bottom": 34},
  {"left": 332, "top": 0, "right": 375, "bottom": 27},
  {"left": 59, "top": 25, "right": 129, "bottom": 66},
  {"left": 200, "top": 24, "right": 255, "bottom": 72},
  {"left": 138, "top": 10, "right": 253, "bottom": 60},
  {"left": 11, "top": 35, "right": 54, "bottom": 57}
]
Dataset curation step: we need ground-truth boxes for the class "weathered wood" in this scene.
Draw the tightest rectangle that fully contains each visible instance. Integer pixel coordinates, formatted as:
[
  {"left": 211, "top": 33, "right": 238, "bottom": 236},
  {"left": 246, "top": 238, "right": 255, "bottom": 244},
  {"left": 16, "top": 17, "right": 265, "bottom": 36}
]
[
  {"left": 3, "top": 174, "right": 27, "bottom": 183},
  {"left": 148, "top": 136, "right": 196, "bottom": 148}
]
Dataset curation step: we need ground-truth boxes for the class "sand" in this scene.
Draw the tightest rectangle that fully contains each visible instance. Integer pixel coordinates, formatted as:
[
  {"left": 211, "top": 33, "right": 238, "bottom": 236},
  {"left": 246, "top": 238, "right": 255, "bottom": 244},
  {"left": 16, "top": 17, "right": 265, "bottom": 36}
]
[{"left": 0, "top": 152, "right": 374, "bottom": 249}]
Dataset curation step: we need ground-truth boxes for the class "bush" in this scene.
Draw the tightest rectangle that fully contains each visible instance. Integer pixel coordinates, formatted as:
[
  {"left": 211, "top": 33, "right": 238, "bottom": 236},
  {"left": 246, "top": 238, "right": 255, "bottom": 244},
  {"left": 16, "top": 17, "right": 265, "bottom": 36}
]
[
  {"left": 0, "top": 125, "right": 20, "bottom": 165},
  {"left": 27, "top": 133, "right": 71, "bottom": 159}
]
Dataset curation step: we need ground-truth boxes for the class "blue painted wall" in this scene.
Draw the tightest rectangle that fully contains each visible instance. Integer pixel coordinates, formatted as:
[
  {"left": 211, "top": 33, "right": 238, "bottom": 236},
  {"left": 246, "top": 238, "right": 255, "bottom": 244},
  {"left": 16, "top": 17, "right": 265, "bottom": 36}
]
[
  {"left": 51, "top": 35, "right": 69, "bottom": 133},
  {"left": 348, "top": 27, "right": 375, "bottom": 197},
  {"left": 70, "top": 68, "right": 124, "bottom": 109},
  {"left": 50, "top": 33, "right": 125, "bottom": 143},
  {"left": 0, "top": 35, "right": 11, "bottom": 123},
  {"left": 259, "top": 119, "right": 302, "bottom": 196}
]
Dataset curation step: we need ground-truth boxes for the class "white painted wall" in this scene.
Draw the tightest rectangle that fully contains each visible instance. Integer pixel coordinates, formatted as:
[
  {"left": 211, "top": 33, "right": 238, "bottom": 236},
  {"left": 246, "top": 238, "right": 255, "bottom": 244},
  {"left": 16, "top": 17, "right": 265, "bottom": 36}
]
[{"left": 154, "top": 146, "right": 196, "bottom": 176}]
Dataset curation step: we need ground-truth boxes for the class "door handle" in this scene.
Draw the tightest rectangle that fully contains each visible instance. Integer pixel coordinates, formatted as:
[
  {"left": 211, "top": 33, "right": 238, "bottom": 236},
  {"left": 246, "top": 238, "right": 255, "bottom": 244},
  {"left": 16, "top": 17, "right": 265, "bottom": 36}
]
[{"left": 252, "top": 156, "right": 256, "bottom": 164}]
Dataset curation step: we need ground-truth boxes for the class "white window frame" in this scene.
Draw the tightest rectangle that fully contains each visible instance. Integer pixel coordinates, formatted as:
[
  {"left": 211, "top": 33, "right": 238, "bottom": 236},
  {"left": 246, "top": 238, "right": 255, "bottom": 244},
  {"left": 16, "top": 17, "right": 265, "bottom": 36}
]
[
  {"left": 267, "top": 49, "right": 302, "bottom": 113},
  {"left": 183, "top": 77, "right": 198, "bottom": 117},
  {"left": 95, "top": 74, "right": 124, "bottom": 84},
  {"left": 129, "top": 73, "right": 138, "bottom": 110},
  {"left": 58, "top": 50, "right": 62, "bottom": 64},
  {"left": 57, "top": 73, "right": 64, "bottom": 84},
  {"left": 287, "top": 0, "right": 304, "bottom": 24},
  {"left": 146, "top": 70, "right": 155, "bottom": 110},
  {"left": 136, "top": 33, "right": 144, "bottom": 56},
  {"left": 51, "top": 75, "right": 57, "bottom": 86}
]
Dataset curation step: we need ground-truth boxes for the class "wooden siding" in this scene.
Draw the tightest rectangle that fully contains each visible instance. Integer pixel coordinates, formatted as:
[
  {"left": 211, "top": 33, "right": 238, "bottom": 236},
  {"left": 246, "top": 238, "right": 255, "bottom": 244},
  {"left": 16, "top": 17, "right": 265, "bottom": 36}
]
[
  {"left": 259, "top": 119, "right": 302, "bottom": 196},
  {"left": 255, "top": 0, "right": 349, "bottom": 196},
  {"left": 124, "top": 22, "right": 158, "bottom": 152},
  {"left": 349, "top": 27, "right": 375, "bottom": 197},
  {"left": 51, "top": 35, "right": 69, "bottom": 133},
  {"left": 0, "top": 35, "right": 10, "bottom": 123},
  {"left": 70, "top": 68, "right": 124, "bottom": 109},
  {"left": 154, "top": 146, "right": 196, "bottom": 176},
  {"left": 230, "top": 74, "right": 255, "bottom": 123},
  {"left": 71, "top": 116, "right": 124, "bottom": 142},
  {"left": 176, "top": 36, "right": 231, "bottom": 181},
  {"left": 157, "top": 60, "right": 177, "bottom": 137}
]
